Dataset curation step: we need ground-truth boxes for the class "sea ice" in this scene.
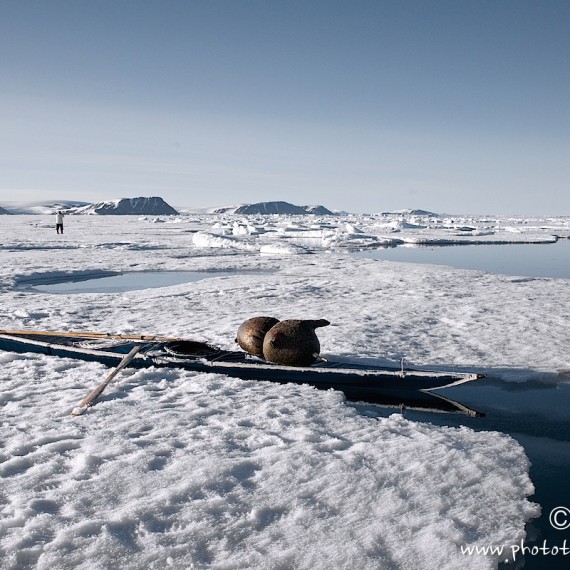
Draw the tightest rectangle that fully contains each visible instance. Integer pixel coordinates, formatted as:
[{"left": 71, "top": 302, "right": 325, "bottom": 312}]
[{"left": 1, "top": 212, "right": 567, "bottom": 568}]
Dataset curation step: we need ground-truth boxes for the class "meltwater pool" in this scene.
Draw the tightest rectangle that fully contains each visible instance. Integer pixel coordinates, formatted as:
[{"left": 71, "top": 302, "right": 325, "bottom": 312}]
[{"left": 26, "top": 270, "right": 271, "bottom": 294}]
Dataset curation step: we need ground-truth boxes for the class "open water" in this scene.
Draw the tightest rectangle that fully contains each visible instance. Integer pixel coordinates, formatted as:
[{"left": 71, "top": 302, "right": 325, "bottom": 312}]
[
  {"left": 29, "top": 270, "right": 272, "bottom": 294},
  {"left": 355, "top": 239, "right": 570, "bottom": 279}
]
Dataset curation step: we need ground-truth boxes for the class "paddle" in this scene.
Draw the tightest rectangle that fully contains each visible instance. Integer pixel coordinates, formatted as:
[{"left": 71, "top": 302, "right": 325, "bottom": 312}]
[{"left": 71, "top": 344, "right": 142, "bottom": 416}]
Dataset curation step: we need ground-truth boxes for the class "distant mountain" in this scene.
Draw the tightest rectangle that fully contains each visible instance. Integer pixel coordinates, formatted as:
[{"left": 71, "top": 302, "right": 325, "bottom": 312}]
[
  {"left": 233, "top": 201, "right": 334, "bottom": 215},
  {"left": 69, "top": 197, "right": 178, "bottom": 215},
  {"left": 304, "top": 205, "right": 334, "bottom": 215},
  {"left": 0, "top": 200, "right": 91, "bottom": 215},
  {"left": 0, "top": 206, "right": 11, "bottom": 215},
  {"left": 381, "top": 208, "right": 439, "bottom": 217},
  {"left": 209, "top": 205, "right": 246, "bottom": 214}
]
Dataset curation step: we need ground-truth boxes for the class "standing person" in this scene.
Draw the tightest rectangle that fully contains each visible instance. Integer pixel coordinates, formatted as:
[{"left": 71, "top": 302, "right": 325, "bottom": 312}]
[{"left": 55, "top": 211, "right": 64, "bottom": 234}]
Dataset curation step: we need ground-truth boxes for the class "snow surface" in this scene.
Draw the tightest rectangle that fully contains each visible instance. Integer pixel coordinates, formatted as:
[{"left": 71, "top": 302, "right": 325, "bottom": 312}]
[{"left": 1, "top": 212, "right": 568, "bottom": 569}]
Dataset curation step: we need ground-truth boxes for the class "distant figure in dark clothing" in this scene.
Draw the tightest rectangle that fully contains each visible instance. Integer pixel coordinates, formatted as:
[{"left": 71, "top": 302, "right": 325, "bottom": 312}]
[{"left": 56, "top": 211, "right": 64, "bottom": 234}]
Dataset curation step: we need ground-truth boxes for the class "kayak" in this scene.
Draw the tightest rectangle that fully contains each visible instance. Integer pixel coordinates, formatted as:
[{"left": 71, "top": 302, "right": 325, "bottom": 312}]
[{"left": 0, "top": 329, "right": 485, "bottom": 416}]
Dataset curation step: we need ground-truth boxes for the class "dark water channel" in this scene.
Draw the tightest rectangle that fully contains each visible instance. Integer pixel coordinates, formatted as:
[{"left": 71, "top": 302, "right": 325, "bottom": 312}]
[{"left": 354, "top": 378, "right": 570, "bottom": 569}]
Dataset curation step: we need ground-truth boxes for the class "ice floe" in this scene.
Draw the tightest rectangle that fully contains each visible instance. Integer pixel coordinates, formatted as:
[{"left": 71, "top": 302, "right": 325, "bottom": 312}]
[{"left": 1, "top": 212, "right": 568, "bottom": 568}]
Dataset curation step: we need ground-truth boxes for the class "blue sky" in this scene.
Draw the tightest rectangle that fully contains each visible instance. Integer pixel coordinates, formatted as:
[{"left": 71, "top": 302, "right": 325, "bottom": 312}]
[{"left": 1, "top": 0, "right": 568, "bottom": 214}]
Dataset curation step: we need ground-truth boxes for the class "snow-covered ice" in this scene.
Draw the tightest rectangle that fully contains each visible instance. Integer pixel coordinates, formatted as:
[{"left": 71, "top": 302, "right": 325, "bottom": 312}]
[{"left": 1, "top": 212, "right": 568, "bottom": 569}]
